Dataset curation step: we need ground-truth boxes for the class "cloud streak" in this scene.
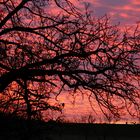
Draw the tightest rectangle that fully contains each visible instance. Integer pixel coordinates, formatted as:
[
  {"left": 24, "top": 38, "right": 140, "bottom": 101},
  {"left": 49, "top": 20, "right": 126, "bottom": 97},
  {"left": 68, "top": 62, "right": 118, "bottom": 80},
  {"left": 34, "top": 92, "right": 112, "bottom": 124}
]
[{"left": 77, "top": 0, "right": 140, "bottom": 25}]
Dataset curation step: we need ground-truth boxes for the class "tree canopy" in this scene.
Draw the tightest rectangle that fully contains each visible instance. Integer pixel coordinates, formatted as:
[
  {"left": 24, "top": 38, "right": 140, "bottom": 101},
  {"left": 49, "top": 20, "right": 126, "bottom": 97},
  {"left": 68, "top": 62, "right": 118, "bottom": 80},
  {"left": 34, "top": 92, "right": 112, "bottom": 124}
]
[{"left": 0, "top": 0, "right": 140, "bottom": 121}]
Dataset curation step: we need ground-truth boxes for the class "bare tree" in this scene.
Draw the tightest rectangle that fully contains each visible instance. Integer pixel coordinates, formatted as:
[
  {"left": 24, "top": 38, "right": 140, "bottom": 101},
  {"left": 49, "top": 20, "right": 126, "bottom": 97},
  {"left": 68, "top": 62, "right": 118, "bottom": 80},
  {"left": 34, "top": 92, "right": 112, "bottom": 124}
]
[{"left": 0, "top": 0, "right": 140, "bottom": 121}]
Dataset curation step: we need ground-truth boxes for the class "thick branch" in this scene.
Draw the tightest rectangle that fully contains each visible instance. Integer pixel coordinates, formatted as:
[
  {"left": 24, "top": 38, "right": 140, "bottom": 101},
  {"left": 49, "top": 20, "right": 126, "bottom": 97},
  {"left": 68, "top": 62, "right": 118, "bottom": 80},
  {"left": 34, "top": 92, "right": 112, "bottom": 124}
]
[{"left": 0, "top": 0, "right": 30, "bottom": 29}]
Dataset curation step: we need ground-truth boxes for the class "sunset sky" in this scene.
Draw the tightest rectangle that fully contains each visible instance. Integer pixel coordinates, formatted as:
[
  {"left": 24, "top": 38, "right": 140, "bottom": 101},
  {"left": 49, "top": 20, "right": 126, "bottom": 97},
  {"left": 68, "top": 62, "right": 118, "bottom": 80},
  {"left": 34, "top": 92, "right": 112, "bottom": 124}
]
[
  {"left": 54, "top": 0, "right": 140, "bottom": 123},
  {"left": 1, "top": 0, "right": 139, "bottom": 124},
  {"left": 80, "top": 0, "right": 140, "bottom": 25},
  {"left": 49, "top": 0, "right": 140, "bottom": 26}
]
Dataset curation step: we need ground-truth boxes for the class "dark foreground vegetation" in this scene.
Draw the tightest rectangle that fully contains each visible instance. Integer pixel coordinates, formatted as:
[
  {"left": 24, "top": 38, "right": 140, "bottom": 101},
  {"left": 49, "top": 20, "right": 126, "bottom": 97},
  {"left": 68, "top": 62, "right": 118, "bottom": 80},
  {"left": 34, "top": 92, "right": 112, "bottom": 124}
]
[
  {"left": 0, "top": 112, "right": 49, "bottom": 140},
  {"left": 1, "top": 112, "right": 140, "bottom": 140}
]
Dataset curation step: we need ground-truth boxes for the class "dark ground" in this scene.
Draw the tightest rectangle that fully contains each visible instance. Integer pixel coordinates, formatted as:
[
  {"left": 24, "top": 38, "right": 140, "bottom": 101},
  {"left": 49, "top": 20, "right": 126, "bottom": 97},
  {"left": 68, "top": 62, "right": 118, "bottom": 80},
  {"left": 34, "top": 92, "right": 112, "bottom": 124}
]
[{"left": 0, "top": 112, "right": 140, "bottom": 140}]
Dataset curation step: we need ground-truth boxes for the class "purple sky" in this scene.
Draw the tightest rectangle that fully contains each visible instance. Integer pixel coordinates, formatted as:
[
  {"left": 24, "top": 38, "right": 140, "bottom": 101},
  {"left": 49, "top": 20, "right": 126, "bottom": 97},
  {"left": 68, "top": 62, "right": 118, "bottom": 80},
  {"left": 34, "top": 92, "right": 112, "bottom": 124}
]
[{"left": 78, "top": 0, "right": 140, "bottom": 26}]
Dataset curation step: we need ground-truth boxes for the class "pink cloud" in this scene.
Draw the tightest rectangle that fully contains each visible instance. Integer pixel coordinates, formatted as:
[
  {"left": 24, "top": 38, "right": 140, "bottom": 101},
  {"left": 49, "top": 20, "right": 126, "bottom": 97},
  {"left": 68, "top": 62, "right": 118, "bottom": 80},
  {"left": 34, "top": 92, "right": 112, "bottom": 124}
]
[
  {"left": 131, "top": 0, "right": 140, "bottom": 5},
  {"left": 119, "top": 13, "right": 130, "bottom": 18},
  {"left": 115, "top": 5, "right": 140, "bottom": 12}
]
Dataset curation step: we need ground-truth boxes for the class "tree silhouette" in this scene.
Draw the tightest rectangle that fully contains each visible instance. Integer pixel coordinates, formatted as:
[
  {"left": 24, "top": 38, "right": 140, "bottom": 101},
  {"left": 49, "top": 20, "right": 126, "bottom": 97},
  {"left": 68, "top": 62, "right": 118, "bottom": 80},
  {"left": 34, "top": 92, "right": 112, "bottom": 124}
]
[{"left": 0, "top": 0, "right": 140, "bottom": 120}]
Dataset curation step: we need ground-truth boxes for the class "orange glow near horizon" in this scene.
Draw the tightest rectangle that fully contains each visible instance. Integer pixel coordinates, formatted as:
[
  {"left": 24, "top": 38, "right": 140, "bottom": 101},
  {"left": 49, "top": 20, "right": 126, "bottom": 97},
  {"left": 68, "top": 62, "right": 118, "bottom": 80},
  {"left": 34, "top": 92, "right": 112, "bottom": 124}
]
[{"left": 50, "top": 91, "right": 140, "bottom": 124}]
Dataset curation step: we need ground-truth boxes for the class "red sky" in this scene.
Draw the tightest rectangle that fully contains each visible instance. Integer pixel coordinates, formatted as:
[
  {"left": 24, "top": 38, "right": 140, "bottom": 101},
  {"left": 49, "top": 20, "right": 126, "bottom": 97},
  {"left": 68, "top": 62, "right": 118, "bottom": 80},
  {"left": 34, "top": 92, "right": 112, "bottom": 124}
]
[
  {"left": 48, "top": 0, "right": 140, "bottom": 123},
  {"left": 1, "top": 0, "right": 139, "bottom": 123}
]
